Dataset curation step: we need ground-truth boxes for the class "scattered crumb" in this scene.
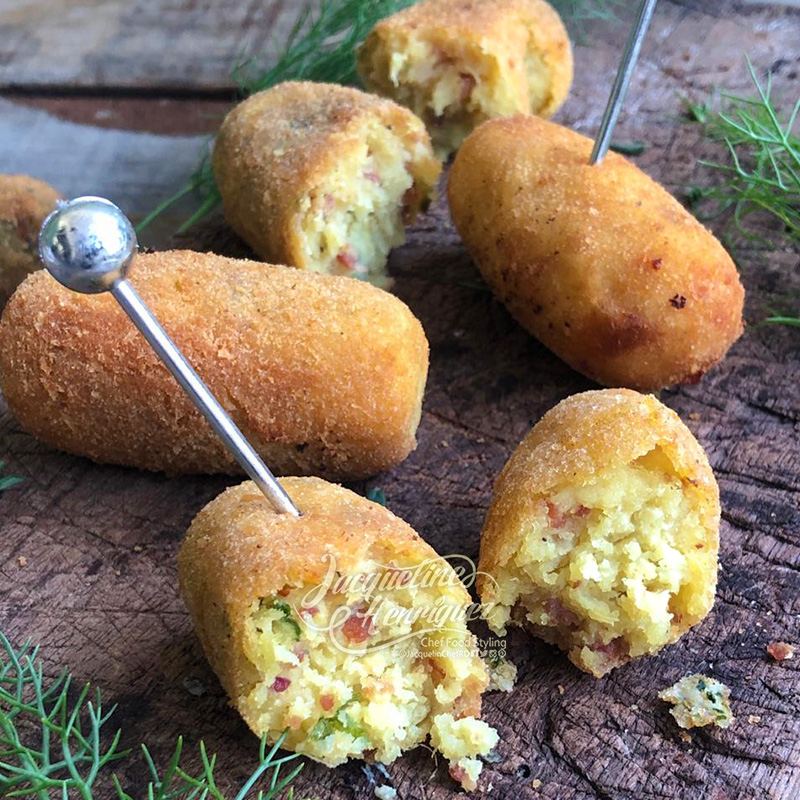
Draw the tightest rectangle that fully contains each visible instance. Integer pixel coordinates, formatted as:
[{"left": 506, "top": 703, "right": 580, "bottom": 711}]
[
  {"left": 678, "top": 730, "right": 692, "bottom": 743},
  {"left": 17, "top": 556, "right": 27, "bottom": 567},
  {"left": 133, "top": 544, "right": 143, "bottom": 552},
  {"left": 630, "top": 704, "right": 639, "bottom": 711},
  {"left": 659, "top": 674, "right": 734, "bottom": 729},
  {"left": 689, "top": 412, "right": 700, "bottom": 420},
  {"left": 115, "top": 569, "right": 121, "bottom": 576},
  {"left": 374, "top": 786, "right": 397, "bottom": 800},
  {"left": 486, "top": 658, "right": 517, "bottom": 693},
  {"left": 532, "top": 779, "right": 542, "bottom": 789},
  {"left": 557, "top": 684, "right": 565, "bottom": 695},
  {"left": 747, "top": 715, "right": 761, "bottom": 724},
  {"left": 767, "top": 641, "right": 794, "bottom": 662},
  {"left": 441, "top": 440, "right": 449, "bottom": 448}
]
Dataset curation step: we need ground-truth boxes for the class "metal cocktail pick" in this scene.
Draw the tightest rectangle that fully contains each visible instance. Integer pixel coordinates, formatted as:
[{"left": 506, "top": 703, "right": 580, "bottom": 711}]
[
  {"left": 38, "top": 196, "right": 301, "bottom": 517},
  {"left": 589, "top": 0, "right": 658, "bottom": 165}
]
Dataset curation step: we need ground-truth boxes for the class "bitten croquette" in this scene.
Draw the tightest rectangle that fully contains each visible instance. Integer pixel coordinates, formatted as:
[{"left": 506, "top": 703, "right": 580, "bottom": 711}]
[
  {"left": 478, "top": 390, "right": 720, "bottom": 677},
  {"left": 213, "top": 82, "right": 442, "bottom": 287},
  {"left": 0, "top": 174, "right": 61, "bottom": 309},
  {"left": 179, "top": 478, "right": 499, "bottom": 791},
  {"left": 358, "top": 0, "right": 572, "bottom": 157}
]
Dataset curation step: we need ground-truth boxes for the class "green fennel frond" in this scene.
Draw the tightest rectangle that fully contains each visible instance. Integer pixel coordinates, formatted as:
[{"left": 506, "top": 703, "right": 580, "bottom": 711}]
[
  {"left": 0, "top": 461, "right": 23, "bottom": 492},
  {"left": 0, "top": 633, "right": 307, "bottom": 799},
  {"left": 686, "top": 56, "right": 800, "bottom": 250}
]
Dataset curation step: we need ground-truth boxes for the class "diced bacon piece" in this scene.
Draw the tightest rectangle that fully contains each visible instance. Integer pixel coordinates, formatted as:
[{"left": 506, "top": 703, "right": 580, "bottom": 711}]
[
  {"left": 547, "top": 501, "right": 569, "bottom": 528},
  {"left": 460, "top": 73, "right": 476, "bottom": 101},
  {"left": 277, "top": 586, "right": 291, "bottom": 597},
  {"left": 767, "top": 641, "right": 795, "bottom": 662},
  {"left": 341, "top": 608, "right": 376, "bottom": 643},
  {"left": 271, "top": 676, "right": 291, "bottom": 693},
  {"left": 364, "top": 170, "right": 381, "bottom": 183},
  {"left": 336, "top": 247, "right": 358, "bottom": 271},
  {"left": 544, "top": 598, "right": 579, "bottom": 627},
  {"left": 320, "top": 694, "right": 335, "bottom": 712}
]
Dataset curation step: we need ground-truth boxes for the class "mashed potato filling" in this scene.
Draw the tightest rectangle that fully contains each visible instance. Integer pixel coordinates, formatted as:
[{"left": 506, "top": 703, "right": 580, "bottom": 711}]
[
  {"left": 362, "top": 36, "right": 553, "bottom": 157},
  {"left": 240, "top": 564, "right": 497, "bottom": 787},
  {"left": 299, "top": 122, "right": 431, "bottom": 287},
  {"left": 485, "top": 448, "right": 711, "bottom": 676}
]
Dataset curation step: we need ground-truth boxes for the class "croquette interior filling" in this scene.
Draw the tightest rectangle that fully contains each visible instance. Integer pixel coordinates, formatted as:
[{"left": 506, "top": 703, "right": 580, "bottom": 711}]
[
  {"left": 486, "top": 448, "right": 709, "bottom": 674},
  {"left": 299, "top": 122, "right": 427, "bottom": 286},
  {"left": 363, "top": 37, "right": 552, "bottom": 155},
  {"left": 241, "top": 565, "right": 497, "bottom": 786}
]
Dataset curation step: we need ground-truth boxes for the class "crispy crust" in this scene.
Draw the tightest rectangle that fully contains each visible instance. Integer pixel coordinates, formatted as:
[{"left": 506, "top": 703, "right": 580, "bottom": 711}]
[
  {"left": 448, "top": 116, "right": 745, "bottom": 390},
  {"left": 0, "top": 175, "right": 62, "bottom": 309},
  {"left": 213, "top": 81, "right": 441, "bottom": 266},
  {"left": 477, "top": 388, "right": 720, "bottom": 617},
  {"left": 359, "top": 0, "right": 572, "bottom": 119},
  {"left": 0, "top": 250, "right": 428, "bottom": 479},
  {"left": 178, "top": 477, "right": 479, "bottom": 735}
]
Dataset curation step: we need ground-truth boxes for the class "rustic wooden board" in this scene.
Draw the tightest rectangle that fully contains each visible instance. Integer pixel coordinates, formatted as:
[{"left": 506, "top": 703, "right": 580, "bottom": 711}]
[{"left": 2, "top": 1, "right": 800, "bottom": 799}]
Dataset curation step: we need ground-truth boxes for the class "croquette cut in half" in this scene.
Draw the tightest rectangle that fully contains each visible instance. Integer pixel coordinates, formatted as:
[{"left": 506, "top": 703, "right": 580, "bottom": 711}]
[
  {"left": 478, "top": 390, "right": 720, "bottom": 678},
  {"left": 0, "top": 250, "right": 428, "bottom": 480},
  {"left": 179, "top": 478, "right": 499, "bottom": 791},
  {"left": 0, "top": 174, "right": 62, "bottom": 309},
  {"left": 358, "top": 0, "right": 573, "bottom": 157},
  {"left": 213, "top": 82, "right": 442, "bottom": 287}
]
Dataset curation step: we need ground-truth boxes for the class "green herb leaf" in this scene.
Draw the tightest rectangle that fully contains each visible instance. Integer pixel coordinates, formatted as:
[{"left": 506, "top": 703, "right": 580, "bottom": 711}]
[
  {"left": 272, "top": 601, "right": 303, "bottom": 640},
  {"left": 365, "top": 487, "right": 387, "bottom": 506},
  {"left": 610, "top": 141, "right": 649, "bottom": 156},
  {"left": 0, "top": 461, "right": 23, "bottom": 492},
  {"left": 311, "top": 695, "right": 364, "bottom": 740}
]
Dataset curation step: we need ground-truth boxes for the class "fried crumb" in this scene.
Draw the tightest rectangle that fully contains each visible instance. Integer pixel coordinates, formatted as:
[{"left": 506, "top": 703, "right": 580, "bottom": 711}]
[
  {"left": 531, "top": 778, "right": 542, "bottom": 789},
  {"left": 374, "top": 786, "right": 397, "bottom": 800},
  {"left": 133, "top": 544, "right": 143, "bottom": 552},
  {"left": 747, "top": 715, "right": 761, "bottom": 724},
  {"left": 557, "top": 684, "right": 565, "bottom": 695},
  {"left": 767, "top": 641, "right": 794, "bottom": 662},
  {"left": 659, "top": 674, "right": 734, "bottom": 729},
  {"left": 678, "top": 730, "right": 692, "bottom": 743},
  {"left": 17, "top": 555, "right": 27, "bottom": 567},
  {"left": 689, "top": 412, "right": 700, "bottom": 420}
]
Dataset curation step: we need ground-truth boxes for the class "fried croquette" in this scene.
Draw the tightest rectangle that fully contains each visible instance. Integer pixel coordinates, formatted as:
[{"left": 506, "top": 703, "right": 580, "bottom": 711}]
[
  {"left": 358, "top": 0, "right": 572, "bottom": 157},
  {"left": 213, "top": 82, "right": 441, "bottom": 287},
  {"left": 0, "top": 250, "right": 428, "bottom": 480},
  {"left": 0, "top": 175, "right": 61, "bottom": 309},
  {"left": 448, "top": 116, "right": 745, "bottom": 391},
  {"left": 478, "top": 389, "right": 720, "bottom": 677},
  {"left": 179, "top": 478, "right": 498, "bottom": 790}
]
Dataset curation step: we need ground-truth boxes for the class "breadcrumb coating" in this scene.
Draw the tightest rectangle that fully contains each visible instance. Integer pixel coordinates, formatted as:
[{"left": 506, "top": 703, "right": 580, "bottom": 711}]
[
  {"left": 0, "top": 250, "right": 428, "bottom": 479},
  {"left": 448, "top": 116, "right": 745, "bottom": 390}
]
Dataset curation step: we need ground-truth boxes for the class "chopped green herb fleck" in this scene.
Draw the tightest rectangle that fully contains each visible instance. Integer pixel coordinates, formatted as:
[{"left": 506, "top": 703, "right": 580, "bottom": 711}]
[
  {"left": 610, "top": 141, "right": 649, "bottom": 156},
  {"left": 366, "top": 487, "right": 388, "bottom": 506}
]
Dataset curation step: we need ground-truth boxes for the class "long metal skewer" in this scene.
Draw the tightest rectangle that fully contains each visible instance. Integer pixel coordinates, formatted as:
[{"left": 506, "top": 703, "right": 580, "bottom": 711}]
[
  {"left": 38, "top": 196, "right": 301, "bottom": 517},
  {"left": 589, "top": 0, "right": 658, "bottom": 165}
]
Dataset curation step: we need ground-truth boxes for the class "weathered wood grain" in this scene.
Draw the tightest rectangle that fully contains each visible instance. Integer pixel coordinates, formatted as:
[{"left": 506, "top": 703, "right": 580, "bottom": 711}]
[{"left": 1, "top": 1, "right": 800, "bottom": 799}]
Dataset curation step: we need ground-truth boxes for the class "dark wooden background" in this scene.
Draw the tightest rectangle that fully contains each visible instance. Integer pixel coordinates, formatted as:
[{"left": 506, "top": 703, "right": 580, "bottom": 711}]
[{"left": 1, "top": 1, "right": 800, "bottom": 798}]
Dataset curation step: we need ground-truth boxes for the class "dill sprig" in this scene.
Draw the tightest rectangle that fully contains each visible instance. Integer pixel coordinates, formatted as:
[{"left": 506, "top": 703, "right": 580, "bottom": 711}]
[
  {"left": 138, "top": 0, "right": 416, "bottom": 236},
  {"left": 686, "top": 57, "right": 800, "bottom": 250},
  {"left": 140, "top": 0, "right": 624, "bottom": 235},
  {"left": 0, "top": 632, "right": 306, "bottom": 799},
  {"left": 0, "top": 460, "right": 23, "bottom": 492}
]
